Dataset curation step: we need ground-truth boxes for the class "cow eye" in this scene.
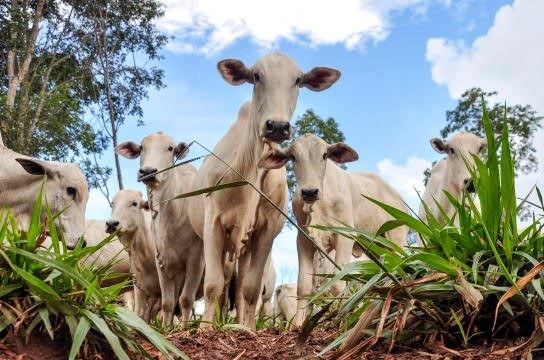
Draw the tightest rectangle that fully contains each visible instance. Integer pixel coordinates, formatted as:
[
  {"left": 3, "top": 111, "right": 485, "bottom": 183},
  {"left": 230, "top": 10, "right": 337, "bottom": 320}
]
[
  {"left": 66, "top": 187, "right": 77, "bottom": 199},
  {"left": 449, "top": 148, "right": 455, "bottom": 155},
  {"left": 168, "top": 146, "right": 173, "bottom": 152},
  {"left": 295, "top": 76, "right": 302, "bottom": 86},
  {"left": 253, "top": 72, "right": 261, "bottom": 83},
  {"left": 322, "top": 152, "right": 327, "bottom": 160},
  {"left": 131, "top": 201, "right": 138, "bottom": 207}
]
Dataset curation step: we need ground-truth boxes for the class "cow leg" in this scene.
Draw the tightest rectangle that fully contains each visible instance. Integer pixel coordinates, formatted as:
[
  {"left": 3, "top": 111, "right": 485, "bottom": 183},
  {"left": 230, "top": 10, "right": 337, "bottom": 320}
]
[
  {"left": 331, "top": 234, "right": 352, "bottom": 296},
  {"left": 179, "top": 243, "right": 204, "bottom": 326},
  {"left": 157, "top": 262, "right": 183, "bottom": 326},
  {"left": 134, "top": 286, "right": 146, "bottom": 319},
  {"left": 294, "top": 231, "right": 315, "bottom": 328},
  {"left": 241, "top": 231, "right": 274, "bottom": 330},
  {"left": 262, "top": 298, "right": 273, "bottom": 317},
  {"left": 235, "top": 250, "right": 250, "bottom": 324},
  {"left": 202, "top": 214, "right": 225, "bottom": 327}
]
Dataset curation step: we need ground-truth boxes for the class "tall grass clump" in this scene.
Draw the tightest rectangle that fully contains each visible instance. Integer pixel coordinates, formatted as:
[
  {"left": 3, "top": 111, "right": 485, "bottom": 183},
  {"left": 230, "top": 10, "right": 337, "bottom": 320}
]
[
  {"left": 0, "top": 187, "right": 187, "bottom": 359},
  {"left": 306, "top": 103, "right": 544, "bottom": 358}
]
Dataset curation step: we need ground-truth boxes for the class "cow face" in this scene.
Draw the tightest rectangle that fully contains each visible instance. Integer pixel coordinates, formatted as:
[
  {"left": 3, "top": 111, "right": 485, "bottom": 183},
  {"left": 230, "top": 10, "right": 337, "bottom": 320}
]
[
  {"left": 217, "top": 53, "right": 341, "bottom": 144},
  {"left": 258, "top": 133, "right": 358, "bottom": 204},
  {"left": 115, "top": 132, "right": 188, "bottom": 188},
  {"left": 107, "top": 189, "right": 148, "bottom": 236},
  {"left": 430, "top": 132, "right": 488, "bottom": 194},
  {"left": 15, "top": 158, "right": 89, "bottom": 249}
]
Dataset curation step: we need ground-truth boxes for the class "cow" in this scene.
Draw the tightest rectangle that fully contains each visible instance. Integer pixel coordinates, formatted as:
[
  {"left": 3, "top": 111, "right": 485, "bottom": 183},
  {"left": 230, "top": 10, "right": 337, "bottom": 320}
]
[
  {"left": 273, "top": 283, "right": 297, "bottom": 325},
  {"left": 187, "top": 52, "right": 341, "bottom": 330},
  {"left": 418, "top": 132, "right": 488, "bottom": 225},
  {"left": 0, "top": 145, "right": 88, "bottom": 249},
  {"left": 106, "top": 189, "right": 160, "bottom": 322},
  {"left": 116, "top": 132, "right": 203, "bottom": 326},
  {"left": 312, "top": 249, "right": 364, "bottom": 290},
  {"left": 259, "top": 133, "right": 408, "bottom": 327}
]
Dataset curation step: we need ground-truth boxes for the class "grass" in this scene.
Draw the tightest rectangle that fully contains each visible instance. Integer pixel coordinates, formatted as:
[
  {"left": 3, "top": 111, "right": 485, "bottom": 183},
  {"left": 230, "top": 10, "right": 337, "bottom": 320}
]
[
  {"left": 300, "top": 102, "right": 544, "bottom": 357},
  {"left": 0, "top": 183, "right": 187, "bottom": 359}
]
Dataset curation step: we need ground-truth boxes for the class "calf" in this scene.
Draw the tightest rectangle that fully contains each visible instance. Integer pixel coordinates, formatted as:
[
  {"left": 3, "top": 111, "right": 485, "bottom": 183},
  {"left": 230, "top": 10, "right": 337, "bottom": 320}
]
[
  {"left": 274, "top": 283, "right": 297, "bottom": 324},
  {"left": 259, "top": 133, "right": 408, "bottom": 327},
  {"left": 0, "top": 146, "right": 88, "bottom": 248},
  {"left": 419, "top": 132, "right": 487, "bottom": 225},
  {"left": 106, "top": 189, "right": 160, "bottom": 322},
  {"left": 116, "top": 132, "right": 204, "bottom": 326}
]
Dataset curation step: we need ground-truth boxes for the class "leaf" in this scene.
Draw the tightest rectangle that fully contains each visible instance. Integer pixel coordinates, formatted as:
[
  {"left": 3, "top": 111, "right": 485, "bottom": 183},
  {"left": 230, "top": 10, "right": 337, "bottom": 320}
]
[
  {"left": 69, "top": 317, "right": 91, "bottom": 360},
  {"left": 454, "top": 270, "right": 483, "bottom": 310},
  {"left": 82, "top": 310, "right": 129, "bottom": 360},
  {"left": 39, "top": 307, "right": 55, "bottom": 340},
  {"left": 493, "top": 261, "right": 544, "bottom": 331},
  {"left": 403, "top": 253, "right": 457, "bottom": 276},
  {"left": 0, "top": 284, "right": 21, "bottom": 298},
  {"left": 112, "top": 305, "right": 189, "bottom": 359},
  {"left": 159, "top": 181, "right": 249, "bottom": 204}
]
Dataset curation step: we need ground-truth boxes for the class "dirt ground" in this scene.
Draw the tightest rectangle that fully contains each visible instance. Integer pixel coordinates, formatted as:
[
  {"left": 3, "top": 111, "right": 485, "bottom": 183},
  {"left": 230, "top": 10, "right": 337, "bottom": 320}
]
[{"left": 2, "top": 328, "right": 541, "bottom": 359}]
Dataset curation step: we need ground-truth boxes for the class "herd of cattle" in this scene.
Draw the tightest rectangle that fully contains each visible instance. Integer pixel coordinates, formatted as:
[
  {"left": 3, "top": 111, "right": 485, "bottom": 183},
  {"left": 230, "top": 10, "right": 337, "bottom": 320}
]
[{"left": 0, "top": 52, "right": 490, "bottom": 330}]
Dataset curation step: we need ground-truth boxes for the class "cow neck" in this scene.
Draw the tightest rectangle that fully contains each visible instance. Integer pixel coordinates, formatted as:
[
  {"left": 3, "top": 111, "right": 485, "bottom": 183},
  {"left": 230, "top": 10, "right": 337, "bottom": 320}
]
[{"left": 230, "top": 103, "right": 263, "bottom": 182}]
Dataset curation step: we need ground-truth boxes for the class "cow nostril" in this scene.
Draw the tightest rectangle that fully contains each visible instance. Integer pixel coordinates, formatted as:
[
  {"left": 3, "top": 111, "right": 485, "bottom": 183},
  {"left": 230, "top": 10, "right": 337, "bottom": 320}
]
[
  {"left": 265, "top": 120, "right": 274, "bottom": 131},
  {"left": 281, "top": 123, "right": 290, "bottom": 133}
]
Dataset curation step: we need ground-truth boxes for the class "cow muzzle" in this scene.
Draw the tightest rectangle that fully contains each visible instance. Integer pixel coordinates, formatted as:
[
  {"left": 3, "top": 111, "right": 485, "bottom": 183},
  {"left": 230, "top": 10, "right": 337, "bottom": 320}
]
[
  {"left": 138, "top": 167, "right": 158, "bottom": 185},
  {"left": 263, "top": 120, "right": 291, "bottom": 143},
  {"left": 105, "top": 220, "right": 120, "bottom": 234},
  {"left": 301, "top": 188, "right": 319, "bottom": 203}
]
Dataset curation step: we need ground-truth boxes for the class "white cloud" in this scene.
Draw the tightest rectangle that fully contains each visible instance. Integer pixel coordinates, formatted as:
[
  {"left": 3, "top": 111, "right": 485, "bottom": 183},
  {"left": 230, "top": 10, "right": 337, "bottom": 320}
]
[
  {"left": 159, "top": 0, "right": 447, "bottom": 55},
  {"left": 425, "top": 0, "right": 544, "bottom": 214},
  {"left": 377, "top": 156, "right": 432, "bottom": 211}
]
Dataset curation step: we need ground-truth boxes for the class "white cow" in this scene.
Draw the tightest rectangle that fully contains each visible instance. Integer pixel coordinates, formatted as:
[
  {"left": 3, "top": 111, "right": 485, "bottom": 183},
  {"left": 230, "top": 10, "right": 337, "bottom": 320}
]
[
  {"left": 106, "top": 189, "right": 160, "bottom": 322},
  {"left": 116, "top": 132, "right": 204, "bottom": 326},
  {"left": 419, "top": 132, "right": 487, "bottom": 225},
  {"left": 187, "top": 52, "right": 341, "bottom": 329},
  {"left": 274, "top": 283, "right": 297, "bottom": 324},
  {"left": 259, "top": 133, "right": 408, "bottom": 327},
  {"left": 0, "top": 146, "right": 88, "bottom": 248},
  {"left": 259, "top": 256, "right": 276, "bottom": 316}
]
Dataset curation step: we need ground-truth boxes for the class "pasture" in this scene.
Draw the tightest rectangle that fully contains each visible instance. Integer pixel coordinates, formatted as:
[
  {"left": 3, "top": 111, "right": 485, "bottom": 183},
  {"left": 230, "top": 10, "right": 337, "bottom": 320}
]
[{"left": 1, "top": 1, "right": 544, "bottom": 359}]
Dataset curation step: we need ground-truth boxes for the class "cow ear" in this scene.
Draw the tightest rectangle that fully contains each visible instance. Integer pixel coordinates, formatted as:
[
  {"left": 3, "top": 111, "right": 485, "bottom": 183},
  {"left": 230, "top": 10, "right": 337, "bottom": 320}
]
[
  {"left": 300, "top": 67, "right": 341, "bottom": 91},
  {"left": 217, "top": 59, "right": 252, "bottom": 86},
  {"left": 115, "top": 142, "right": 141, "bottom": 159},
  {"left": 258, "top": 150, "right": 291, "bottom": 169},
  {"left": 16, "top": 158, "right": 49, "bottom": 176},
  {"left": 327, "top": 143, "right": 358, "bottom": 163},
  {"left": 174, "top": 142, "right": 189, "bottom": 158},
  {"left": 140, "top": 200, "right": 150, "bottom": 211},
  {"left": 430, "top": 138, "right": 448, "bottom": 154}
]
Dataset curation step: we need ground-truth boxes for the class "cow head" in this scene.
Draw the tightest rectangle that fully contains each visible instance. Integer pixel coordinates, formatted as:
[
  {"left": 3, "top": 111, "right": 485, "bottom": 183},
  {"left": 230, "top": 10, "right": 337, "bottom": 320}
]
[
  {"left": 217, "top": 53, "right": 341, "bottom": 144},
  {"left": 15, "top": 158, "right": 89, "bottom": 249},
  {"left": 106, "top": 189, "right": 148, "bottom": 237},
  {"left": 430, "top": 132, "right": 489, "bottom": 194},
  {"left": 115, "top": 132, "right": 188, "bottom": 188},
  {"left": 258, "top": 133, "right": 358, "bottom": 204}
]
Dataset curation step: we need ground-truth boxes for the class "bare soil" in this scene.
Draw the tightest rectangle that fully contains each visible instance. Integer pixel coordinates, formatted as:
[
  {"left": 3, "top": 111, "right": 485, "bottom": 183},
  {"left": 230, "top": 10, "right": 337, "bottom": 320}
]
[{"left": 2, "top": 328, "right": 540, "bottom": 359}]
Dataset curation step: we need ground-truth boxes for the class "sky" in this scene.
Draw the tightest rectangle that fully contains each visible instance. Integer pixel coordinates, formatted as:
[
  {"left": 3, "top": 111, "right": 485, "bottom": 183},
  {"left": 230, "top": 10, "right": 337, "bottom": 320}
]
[{"left": 85, "top": 0, "right": 544, "bottom": 285}]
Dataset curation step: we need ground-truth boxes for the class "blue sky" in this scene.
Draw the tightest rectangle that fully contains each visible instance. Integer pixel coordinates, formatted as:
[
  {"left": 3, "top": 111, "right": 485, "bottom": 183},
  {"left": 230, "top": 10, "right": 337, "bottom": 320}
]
[{"left": 86, "top": 0, "right": 544, "bottom": 284}]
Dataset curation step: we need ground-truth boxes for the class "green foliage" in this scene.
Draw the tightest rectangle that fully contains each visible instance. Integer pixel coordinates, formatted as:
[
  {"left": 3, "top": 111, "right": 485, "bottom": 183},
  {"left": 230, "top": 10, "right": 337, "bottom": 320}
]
[
  {"left": 307, "top": 104, "right": 544, "bottom": 357},
  {"left": 287, "top": 109, "right": 346, "bottom": 197},
  {"left": 442, "top": 88, "right": 541, "bottom": 175},
  {"left": 0, "top": 189, "right": 186, "bottom": 359},
  {"left": 0, "top": 0, "right": 167, "bottom": 194}
]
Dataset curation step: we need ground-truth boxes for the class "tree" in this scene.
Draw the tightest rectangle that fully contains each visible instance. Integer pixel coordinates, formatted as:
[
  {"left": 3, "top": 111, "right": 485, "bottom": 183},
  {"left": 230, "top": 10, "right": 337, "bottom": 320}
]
[
  {"left": 287, "top": 109, "right": 346, "bottom": 198},
  {"left": 423, "top": 88, "right": 542, "bottom": 184},
  {"left": 0, "top": 0, "right": 167, "bottom": 203},
  {"left": 73, "top": 0, "right": 167, "bottom": 191}
]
